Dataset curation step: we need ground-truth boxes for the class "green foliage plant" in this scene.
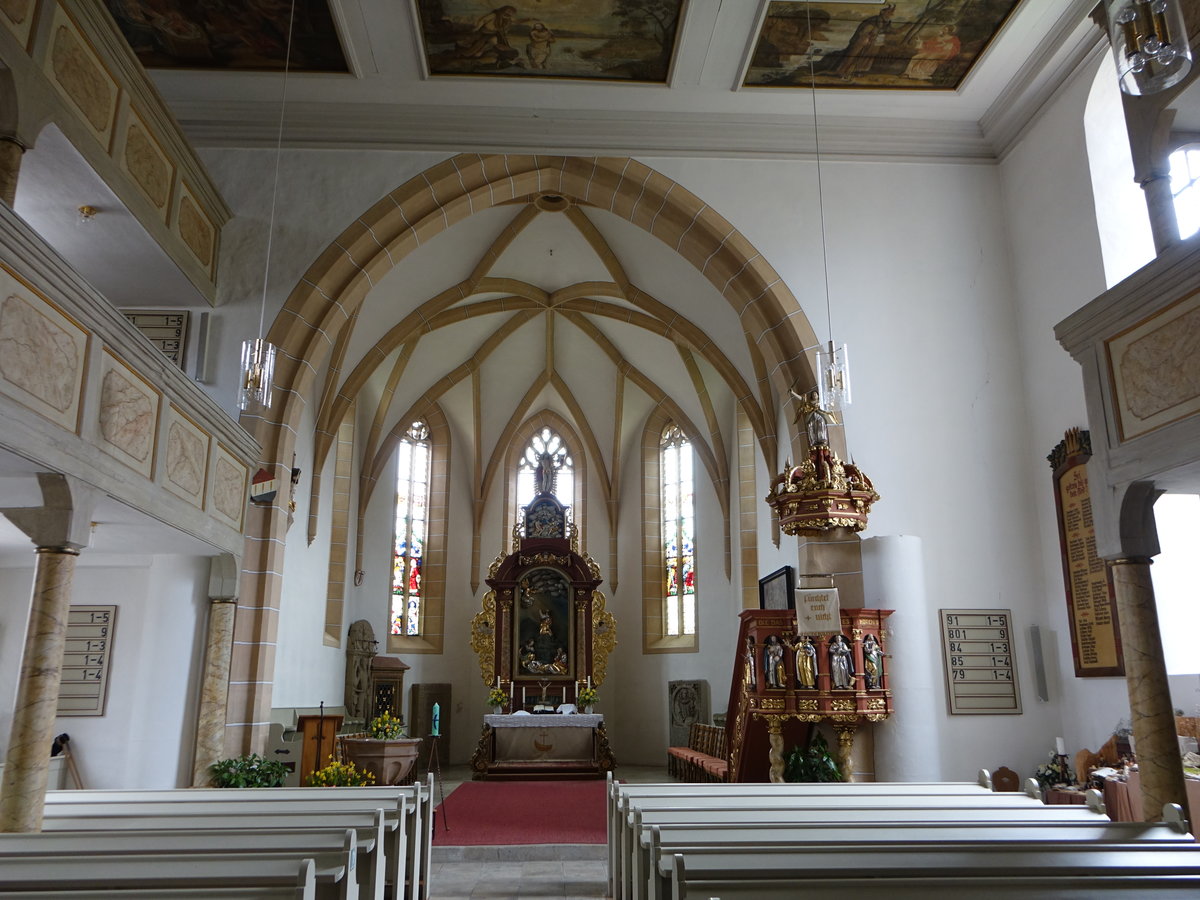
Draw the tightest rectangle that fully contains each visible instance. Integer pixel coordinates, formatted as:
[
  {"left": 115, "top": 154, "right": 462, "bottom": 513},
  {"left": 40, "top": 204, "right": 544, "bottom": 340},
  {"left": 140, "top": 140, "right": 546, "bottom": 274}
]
[
  {"left": 783, "top": 730, "right": 842, "bottom": 783},
  {"left": 367, "top": 711, "right": 404, "bottom": 740},
  {"left": 209, "top": 753, "right": 288, "bottom": 788},
  {"left": 307, "top": 757, "right": 375, "bottom": 787}
]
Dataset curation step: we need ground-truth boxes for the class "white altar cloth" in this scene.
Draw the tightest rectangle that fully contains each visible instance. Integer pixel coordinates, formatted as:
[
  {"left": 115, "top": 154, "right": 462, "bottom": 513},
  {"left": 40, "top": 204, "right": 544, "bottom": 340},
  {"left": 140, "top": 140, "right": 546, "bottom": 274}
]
[{"left": 484, "top": 713, "right": 603, "bottom": 728}]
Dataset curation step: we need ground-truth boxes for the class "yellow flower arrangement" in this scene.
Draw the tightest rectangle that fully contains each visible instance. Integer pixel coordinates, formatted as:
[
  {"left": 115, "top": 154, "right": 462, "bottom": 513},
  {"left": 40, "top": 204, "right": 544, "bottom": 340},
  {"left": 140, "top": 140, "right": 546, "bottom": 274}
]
[
  {"left": 487, "top": 687, "right": 509, "bottom": 707},
  {"left": 307, "top": 756, "right": 375, "bottom": 787},
  {"left": 578, "top": 687, "right": 599, "bottom": 706},
  {"left": 368, "top": 711, "right": 404, "bottom": 740}
]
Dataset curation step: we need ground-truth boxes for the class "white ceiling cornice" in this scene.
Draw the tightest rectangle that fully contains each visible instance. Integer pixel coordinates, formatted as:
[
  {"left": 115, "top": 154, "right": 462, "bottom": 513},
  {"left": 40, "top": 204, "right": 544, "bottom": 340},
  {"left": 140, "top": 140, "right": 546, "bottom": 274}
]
[{"left": 173, "top": 102, "right": 996, "bottom": 163}]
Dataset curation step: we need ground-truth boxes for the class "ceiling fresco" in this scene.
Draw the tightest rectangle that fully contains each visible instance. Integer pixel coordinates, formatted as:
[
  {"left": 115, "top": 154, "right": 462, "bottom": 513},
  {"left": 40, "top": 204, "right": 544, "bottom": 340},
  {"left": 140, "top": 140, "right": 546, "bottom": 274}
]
[
  {"left": 742, "top": 0, "right": 1022, "bottom": 90},
  {"left": 102, "top": 0, "right": 349, "bottom": 72},
  {"left": 415, "top": 0, "right": 686, "bottom": 82}
]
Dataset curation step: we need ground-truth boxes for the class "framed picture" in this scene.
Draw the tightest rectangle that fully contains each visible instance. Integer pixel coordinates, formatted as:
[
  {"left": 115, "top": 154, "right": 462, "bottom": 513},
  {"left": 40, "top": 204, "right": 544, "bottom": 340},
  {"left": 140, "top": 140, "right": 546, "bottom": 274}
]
[
  {"left": 758, "top": 566, "right": 795, "bottom": 610},
  {"left": 514, "top": 567, "right": 574, "bottom": 680}
]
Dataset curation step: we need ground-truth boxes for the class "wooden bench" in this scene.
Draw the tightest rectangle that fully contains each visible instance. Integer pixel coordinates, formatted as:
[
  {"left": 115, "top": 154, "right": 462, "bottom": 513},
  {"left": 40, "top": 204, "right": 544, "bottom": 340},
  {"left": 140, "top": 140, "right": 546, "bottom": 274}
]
[
  {"left": 0, "top": 851, "right": 353, "bottom": 900},
  {"left": 666, "top": 723, "right": 728, "bottom": 782},
  {"left": 0, "top": 823, "right": 382, "bottom": 900},
  {"left": 44, "top": 782, "right": 433, "bottom": 900},
  {"left": 608, "top": 779, "right": 1102, "bottom": 900},
  {"left": 641, "top": 811, "right": 1194, "bottom": 900},
  {"left": 664, "top": 842, "right": 1200, "bottom": 900}
]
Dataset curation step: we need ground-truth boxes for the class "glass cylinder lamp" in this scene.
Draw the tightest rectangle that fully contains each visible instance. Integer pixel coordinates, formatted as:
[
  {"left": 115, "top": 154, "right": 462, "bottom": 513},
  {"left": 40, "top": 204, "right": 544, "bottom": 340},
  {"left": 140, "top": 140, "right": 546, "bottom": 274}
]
[
  {"left": 1108, "top": 0, "right": 1192, "bottom": 95},
  {"left": 239, "top": 337, "right": 276, "bottom": 411},
  {"left": 815, "top": 342, "right": 851, "bottom": 413}
]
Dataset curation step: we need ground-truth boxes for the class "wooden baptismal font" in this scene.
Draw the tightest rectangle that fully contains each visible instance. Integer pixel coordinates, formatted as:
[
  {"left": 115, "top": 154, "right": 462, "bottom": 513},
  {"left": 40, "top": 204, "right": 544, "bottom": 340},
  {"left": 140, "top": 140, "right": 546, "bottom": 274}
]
[{"left": 469, "top": 458, "right": 617, "bottom": 778}]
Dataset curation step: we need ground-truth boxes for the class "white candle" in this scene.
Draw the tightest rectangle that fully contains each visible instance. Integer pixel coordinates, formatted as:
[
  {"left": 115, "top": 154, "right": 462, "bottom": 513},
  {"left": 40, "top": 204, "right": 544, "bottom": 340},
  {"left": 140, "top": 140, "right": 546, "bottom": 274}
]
[
  {"left": 587, "top": 676, "right": 592, "bottom": 689},
  {"left": 495, "top": 675, "right": 500, "bottom": 689},
  {"left": 1055, "top": 737, "right": 1066, "bottom": 755}
]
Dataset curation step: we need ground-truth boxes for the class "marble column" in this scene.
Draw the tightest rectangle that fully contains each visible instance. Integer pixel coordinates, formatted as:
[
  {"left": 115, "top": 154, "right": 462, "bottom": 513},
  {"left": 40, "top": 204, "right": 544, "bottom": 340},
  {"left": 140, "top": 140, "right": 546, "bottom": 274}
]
[
  {"left": 833, "top": 724, "right": 857, "bottom": 782},
  {"left": 765, "top": 717, "right": 785, "bottom": 783},
  {"left": 0, "top": 474, "right": 95, "bottom": 833},
  {"left": 191, "top": 553, "right": 240, "bottom": 785},
  {"left": 0, "top": 138, "right": 22, "bottom": 208},
  {"left": 1141, "top": 173, "right": 1181, "bottom": 255},
  {"left": 1110, "top": 557, "right": 1188, "bottom": 821}
]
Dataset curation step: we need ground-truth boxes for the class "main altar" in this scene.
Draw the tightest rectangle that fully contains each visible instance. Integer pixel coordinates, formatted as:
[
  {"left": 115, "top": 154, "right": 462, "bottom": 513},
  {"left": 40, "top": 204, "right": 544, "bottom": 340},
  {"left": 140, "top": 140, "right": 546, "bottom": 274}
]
[{"left": 468, "top": 461, "right": 617, "bottom": 779}]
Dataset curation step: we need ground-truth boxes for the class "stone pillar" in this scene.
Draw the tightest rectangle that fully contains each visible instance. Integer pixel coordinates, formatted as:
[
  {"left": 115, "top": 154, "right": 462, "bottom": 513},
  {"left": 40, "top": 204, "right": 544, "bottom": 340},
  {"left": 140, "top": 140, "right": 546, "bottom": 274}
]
[
  {"left": 1141, "top": 173, "right": 1181, "bottom": 255},
  {"left": 191, "top": 554, "right": 240, "bottom": 786},
  {"left": 1110, "top": 556, "right": 1188, "bottom": 821},
  {"left": 0, "top": 138, "right": 22, "bottom": 208},
  {"left": 0, "top": 474, "right": 95, "bottom": 833},
  {"left": 765, "top": 717, "right": 785, "bottom": 783}
]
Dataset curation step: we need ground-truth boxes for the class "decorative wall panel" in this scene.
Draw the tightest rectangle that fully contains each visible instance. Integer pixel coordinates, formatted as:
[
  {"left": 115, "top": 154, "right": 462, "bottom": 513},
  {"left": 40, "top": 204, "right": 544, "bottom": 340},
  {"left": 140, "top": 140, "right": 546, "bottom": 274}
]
[
  {"left": 45, "top": 4, "right": 118, "bottom": 147},
  {"left": 163, "top": 405, "right": 209, "bottom": 507},
  {"left": 121, "top": 107, "right": 174, "bottom": 217},
  {"left": 1107, "top": 289, "right": 1200, "bottom": 441},
  {"left": 0, "top": 0, "right": 35, "bottom": 48},
  {"left": 174, "top": 181, "right": 216, "bottom": 274},
  {"left": 209, "top": 442, "right": 247, "bottom": 531},
  {"left": 96, "top": 349, "right": 158, "bottom": 477},
  {"left": 0, "top": 262, "right": 87, "bottom": 431}
]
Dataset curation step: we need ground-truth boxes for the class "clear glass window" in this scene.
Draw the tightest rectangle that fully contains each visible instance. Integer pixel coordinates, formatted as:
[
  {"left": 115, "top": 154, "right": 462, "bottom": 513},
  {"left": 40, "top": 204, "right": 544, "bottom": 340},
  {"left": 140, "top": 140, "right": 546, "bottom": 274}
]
[{"left": 517, "top": 426, "right": 574, "bottom": 511}]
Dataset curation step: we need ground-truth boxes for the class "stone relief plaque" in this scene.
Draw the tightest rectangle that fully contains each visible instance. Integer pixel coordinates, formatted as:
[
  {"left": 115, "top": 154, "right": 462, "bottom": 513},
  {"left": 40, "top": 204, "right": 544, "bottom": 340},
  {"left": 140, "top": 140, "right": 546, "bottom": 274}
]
[
  {"left": 209, "top": 442, "right": 247, "bottom": 530},
  {"left": 121, "top": 108, "right": 174, "bottom": 216},
  {"left": 0, "top": 263, "right": 87, "bottom": 432},
  {"left": 96, "top": 350, "right": 159, "bottom": 477},
  {"left": 45, "top": 5, "right": 118, "bottom": 146},
  {"left": 163, "top": 405, "right": 209, "bottom": 507},
  {"left": 0, "top": 0, "right": 35, "bottom": 48},
  {"left": 668, "top": 679, "right": 710, "bottom": 748},
  {"left": 1107, "top": 288, "right": 1200, "bottom": 441},
  {"left": 174, "top": 182, "right": 216, "bottom": 273}
]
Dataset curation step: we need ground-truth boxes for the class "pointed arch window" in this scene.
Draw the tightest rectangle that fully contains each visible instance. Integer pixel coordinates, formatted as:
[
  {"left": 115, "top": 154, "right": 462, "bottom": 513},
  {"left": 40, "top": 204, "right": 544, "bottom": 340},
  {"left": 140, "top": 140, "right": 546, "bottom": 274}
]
[
  {"left": 391, "top": 420, "right": 430, "bottom": 636},
  {"left": 661, "top": 423, "right": 696, "bottom": 636},
  {"left": 517, "top": 427, "right": 574, "bottom": 511}
]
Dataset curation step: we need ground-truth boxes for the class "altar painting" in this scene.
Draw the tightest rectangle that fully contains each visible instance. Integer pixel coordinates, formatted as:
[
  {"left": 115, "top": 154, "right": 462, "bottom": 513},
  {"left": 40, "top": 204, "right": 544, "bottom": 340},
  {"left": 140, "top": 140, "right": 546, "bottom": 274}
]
[
  {"left": 515, "top": 568, "right": 573, "bottom": 679},
  {"left": 742, "top": 0, "right": 1021, "bottom": 90},
  {"left": 415, "top": 0, "right": 686, "bottom": 82},
  {"left": 102, "top": 0, "right": 349, "bottom": 72}
]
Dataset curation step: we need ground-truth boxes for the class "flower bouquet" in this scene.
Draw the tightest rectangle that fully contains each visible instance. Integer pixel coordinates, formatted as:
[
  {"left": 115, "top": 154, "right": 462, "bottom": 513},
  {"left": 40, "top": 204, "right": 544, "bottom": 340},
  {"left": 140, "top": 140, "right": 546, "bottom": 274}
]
[
  {"left": 368, "top": 711, "right": 404, "bottom": 740},
  {"left": 308, "top": 756, "right": 375, "bottom": 787},
  {"left": 578, "top": 686, "right": 599, "bottom": 709}
]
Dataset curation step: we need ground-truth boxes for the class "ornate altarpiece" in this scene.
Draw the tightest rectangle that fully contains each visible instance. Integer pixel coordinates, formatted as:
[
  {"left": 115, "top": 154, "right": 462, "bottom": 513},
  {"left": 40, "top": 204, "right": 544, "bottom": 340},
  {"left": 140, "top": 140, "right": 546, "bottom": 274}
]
[{"left": 469, "top": 485, "right": 617, "bottom": 777}]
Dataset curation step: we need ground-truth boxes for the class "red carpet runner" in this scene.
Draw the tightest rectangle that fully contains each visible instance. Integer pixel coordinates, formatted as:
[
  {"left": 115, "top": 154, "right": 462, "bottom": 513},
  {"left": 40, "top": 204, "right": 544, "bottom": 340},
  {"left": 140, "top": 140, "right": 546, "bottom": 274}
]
[{"left": 433, "top": 779, "right": 607, "bottom": 845}]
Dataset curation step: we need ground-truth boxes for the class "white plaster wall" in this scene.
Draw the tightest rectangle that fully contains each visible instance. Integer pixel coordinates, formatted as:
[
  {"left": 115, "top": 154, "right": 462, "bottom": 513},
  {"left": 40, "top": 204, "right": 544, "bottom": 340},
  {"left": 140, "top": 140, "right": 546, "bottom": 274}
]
[
  {"left": 998, "top": 50, "right": 1133, "bottom": 758},
  {"left": 0, "top": 556, "right": 209, "bottom": 787}
]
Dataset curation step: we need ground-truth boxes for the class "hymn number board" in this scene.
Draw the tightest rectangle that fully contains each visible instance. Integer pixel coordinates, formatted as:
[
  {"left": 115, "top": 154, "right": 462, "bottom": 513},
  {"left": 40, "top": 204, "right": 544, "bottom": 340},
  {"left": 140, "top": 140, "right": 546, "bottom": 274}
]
[
  {"left": 940, "top": 608, "right": 1022, "bottom": 715},
  {"left": 123, "top": 310, "right": 189, "bottom": 367},
  {"left": 57, "top": 606, "right": 117, "bottom": 717}
]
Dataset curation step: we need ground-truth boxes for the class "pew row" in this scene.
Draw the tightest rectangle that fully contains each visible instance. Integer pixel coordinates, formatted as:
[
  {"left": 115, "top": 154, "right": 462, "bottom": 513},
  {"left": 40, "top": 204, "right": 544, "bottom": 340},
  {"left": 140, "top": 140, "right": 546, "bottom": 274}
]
[
  {"left": 0, "top": 823, "right": 382, "bottom": 900},
  {"left": 0, "top": 852, "right": 351, "bottom": 900},
  {"left": 664, "top": 843, "right": 1200, "bottom": 900},
  {"left": 42, "top": 781, "right": 433, "bottom": 900}
]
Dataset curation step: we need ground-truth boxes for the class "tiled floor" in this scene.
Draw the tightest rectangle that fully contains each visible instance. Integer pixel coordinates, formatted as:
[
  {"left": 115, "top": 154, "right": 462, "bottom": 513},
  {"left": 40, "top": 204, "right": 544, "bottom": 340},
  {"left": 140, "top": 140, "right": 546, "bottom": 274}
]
[{"left": 425, "top": 765, "right": 666, "bottom": 899}]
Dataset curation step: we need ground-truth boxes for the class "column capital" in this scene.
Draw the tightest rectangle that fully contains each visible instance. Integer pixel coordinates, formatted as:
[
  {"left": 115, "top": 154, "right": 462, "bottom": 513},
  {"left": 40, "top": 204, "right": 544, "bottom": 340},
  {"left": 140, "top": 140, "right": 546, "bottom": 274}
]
[
  {"left": 0, "top": 473, "right": 97, "bottom": 552},
  {"left": 1109, "top": 556, "right": 1155, "bottom": 568}
]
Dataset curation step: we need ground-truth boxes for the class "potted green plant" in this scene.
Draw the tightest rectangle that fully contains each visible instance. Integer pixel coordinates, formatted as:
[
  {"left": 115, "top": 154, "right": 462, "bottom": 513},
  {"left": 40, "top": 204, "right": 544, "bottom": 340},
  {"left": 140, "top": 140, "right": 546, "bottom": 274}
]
[
  {"left": 209, "top": 753, "right": 288, "bottom": 788},
  {"left": 783, "top": 730, "right": 842, "bottom": 783}
]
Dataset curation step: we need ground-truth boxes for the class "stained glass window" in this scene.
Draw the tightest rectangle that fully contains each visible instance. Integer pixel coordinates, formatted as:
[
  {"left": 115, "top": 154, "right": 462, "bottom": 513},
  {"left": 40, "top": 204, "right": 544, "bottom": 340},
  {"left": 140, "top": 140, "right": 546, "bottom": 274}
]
[
  {"left": 391, "top": 421, "right": 430, "bottom": 636},
  {"left": 661, "top": 424, "right": 695, "bottom": 636},
  {"left": 517, "top": 427, "right": 574, "bottom": 511}
]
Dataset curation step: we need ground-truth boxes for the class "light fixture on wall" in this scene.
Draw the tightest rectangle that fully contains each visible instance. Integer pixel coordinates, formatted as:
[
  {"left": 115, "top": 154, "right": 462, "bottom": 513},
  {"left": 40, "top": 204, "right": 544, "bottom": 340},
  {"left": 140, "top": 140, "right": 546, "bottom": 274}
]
[
  {"left": 804, "top": 3, "right": 850, "bottom": 414},
  {"left": 76, "top": 204, "right": 98, "bottom": 225},
  {"left": 238, "top": 0, "right": 298, "bottom": 412},
  {"left": 1107, "top": 0, "right": 1192, "bottom": 95}
]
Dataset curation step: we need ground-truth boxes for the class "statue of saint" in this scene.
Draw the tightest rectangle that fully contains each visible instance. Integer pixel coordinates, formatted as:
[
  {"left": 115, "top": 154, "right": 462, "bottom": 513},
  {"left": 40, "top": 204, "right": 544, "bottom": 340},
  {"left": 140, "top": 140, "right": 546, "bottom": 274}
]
[
  {"left": 863, "top": 634, "right": 883, "bottom": 689},
  {"left": 829, "top": 634, "right": 853, "bottom": 689},
  {"left": 344, "top": 619, "right": 378, "bottom": 721},
  {"left": 534, "top": 452, "right": 557, "bottom": 496},
  {"left": 763, "top": 634, "right": 786, "bottom": 689},
  {"left": 790, "top": 388, "right": 839, "bottom": 448},
  {"left": 794, "top": 636, "right": 817, "bottom": 689}
]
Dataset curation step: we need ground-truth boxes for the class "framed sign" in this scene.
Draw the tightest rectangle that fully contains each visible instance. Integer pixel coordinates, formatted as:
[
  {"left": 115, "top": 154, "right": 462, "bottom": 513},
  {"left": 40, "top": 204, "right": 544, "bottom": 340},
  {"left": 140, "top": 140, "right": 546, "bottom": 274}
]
[
  {"left": 58, "top": 606, "right": 117, "bottom": 716},
  {"left": 939, "top": 608, "right": 1021, "bottom": 715},
  {"left": 758, "top": 565, "right": 794, "bottom": 610},
  {"left": 1048, "top": 428, "right": 1124, "bottom": 677}
]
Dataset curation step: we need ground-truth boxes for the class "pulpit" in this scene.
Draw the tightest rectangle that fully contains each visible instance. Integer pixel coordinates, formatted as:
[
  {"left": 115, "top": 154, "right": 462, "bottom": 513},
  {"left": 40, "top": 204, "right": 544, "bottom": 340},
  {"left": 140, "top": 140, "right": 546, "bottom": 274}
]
[
  {"left": 469, "top": 460, "right": 617, "bottom": 778},
  {"left": 725, "top": 608, "right": 894, "bottom": 782}
]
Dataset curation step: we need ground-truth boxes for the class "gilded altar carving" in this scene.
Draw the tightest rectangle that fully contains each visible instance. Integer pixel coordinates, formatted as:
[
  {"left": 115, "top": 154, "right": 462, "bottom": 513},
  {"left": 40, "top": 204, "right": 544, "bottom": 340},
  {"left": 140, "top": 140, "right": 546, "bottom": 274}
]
[
  {"left": 470, "top": 590, "right": 498, "bottom": 685},
  {"left": 519, "top": 552, "right": 569, "bottom": 567},
  {"left": 591, "top": 590, "right": 617, "bottom": 687},
  {"left": 867, "top": 697, "right": 886, "bottom": 710},
  {"left": 758, "top": 697, "right": 786, "bottom": 710},
  {"left": 796, "top": 699, "right": 819, "bottom": 711},
  {"left": 488, "top": 553, "right": 505, "bottom": 580},
  {"left": 583, "top": 552, "right": 601, "bottom": 580},
  {"left": 831, "top": 699, "right": 855, "bottom": 711}
]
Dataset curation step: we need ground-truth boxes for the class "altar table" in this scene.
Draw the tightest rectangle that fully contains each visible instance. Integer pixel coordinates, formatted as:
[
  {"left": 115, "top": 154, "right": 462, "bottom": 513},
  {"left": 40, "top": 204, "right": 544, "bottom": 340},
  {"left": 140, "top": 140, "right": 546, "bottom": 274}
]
[{"left": 470, "top": 713, "right": 616, "bottom": 780}]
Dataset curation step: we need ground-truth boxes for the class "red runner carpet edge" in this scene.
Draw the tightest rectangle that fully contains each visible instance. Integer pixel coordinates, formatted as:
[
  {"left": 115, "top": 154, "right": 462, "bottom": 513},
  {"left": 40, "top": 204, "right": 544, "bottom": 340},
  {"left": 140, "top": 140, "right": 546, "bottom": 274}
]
[{"left": 433, "top": 779, "right": 607, "bottom": 845}]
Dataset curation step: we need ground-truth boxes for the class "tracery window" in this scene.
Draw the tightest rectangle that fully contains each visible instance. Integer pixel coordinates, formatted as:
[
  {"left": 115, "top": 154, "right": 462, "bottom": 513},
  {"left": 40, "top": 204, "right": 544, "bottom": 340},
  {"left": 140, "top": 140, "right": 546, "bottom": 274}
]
[
  {"left": 517, "top": 427, "right": 574, "bottom": 511},
  {"left": 391, "top": 420, "right": 430, "bottom": 636},
  {"left": 661, "top": 423, "right": 696, "bottom": 636}
]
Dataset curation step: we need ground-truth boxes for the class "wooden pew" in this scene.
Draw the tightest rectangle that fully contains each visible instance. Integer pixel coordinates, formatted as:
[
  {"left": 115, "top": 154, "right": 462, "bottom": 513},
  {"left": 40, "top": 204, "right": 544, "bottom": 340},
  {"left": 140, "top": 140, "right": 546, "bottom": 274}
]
[
  {"left": 642, "top": 811, "right": 1194, "bottom": 900},
  {"left": 0, "top": 824, "right": 383, "bottom": 900},
  {"left": 43, "top": 781, "right": 433, "bottom": 900},
  {"left": 665, "top": 843, "right": 1200, "bottom": 900},
  {"left": 0, "top": 851, "right": 354, "bottom": 900},
  {"left": 613, "top": 789, "right": 1101, "bottom": 899}
]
